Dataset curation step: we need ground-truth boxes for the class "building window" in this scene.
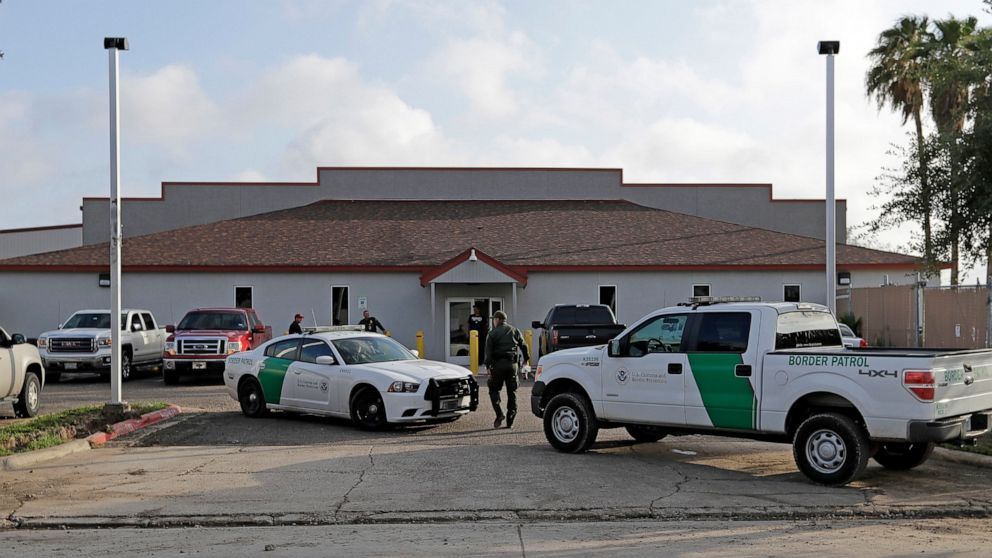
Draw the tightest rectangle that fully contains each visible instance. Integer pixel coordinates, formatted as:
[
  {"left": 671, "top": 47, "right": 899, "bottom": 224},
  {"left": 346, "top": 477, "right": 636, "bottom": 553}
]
[
  {"left": 692, "top": 284, "right": 710, "bottom": 297},
  {"left": 783, "top": 284, "right": 801, "bottom": 302},
  {"left": 599, "top": 285, "right": 617, "bottom": 318},
  {"left": 235, "top": 286, "right": 253, "bottom": 309},
  {"left": 332, "top": 285, "right": 349, "bottom": 326}
]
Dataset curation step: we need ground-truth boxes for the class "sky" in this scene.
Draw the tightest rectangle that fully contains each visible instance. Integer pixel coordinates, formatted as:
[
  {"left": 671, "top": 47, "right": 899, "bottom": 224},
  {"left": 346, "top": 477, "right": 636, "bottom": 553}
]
[{"left": 2, "top": 0, "right": 991, "bottom": 282}]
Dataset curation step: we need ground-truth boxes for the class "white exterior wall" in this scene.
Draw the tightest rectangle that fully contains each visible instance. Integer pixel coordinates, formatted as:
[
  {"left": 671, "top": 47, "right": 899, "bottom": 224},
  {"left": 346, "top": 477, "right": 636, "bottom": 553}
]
[{"left": 0, "top": 226, "right": 82, "bottom": 260}]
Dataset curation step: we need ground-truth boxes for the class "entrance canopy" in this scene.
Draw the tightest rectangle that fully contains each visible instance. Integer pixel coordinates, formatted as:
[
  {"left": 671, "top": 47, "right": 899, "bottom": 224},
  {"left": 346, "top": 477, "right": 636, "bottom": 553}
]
[{"left": 420, "top": 248, "right": 527, "bottom": 287}]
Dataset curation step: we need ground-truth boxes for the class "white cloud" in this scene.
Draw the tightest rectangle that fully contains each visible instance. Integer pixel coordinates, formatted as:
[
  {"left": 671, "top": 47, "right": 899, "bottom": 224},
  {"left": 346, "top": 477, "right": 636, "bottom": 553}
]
[
  {"left": 233, "top": 169, "right": 267, "bottom": 182},
  {"left": 121, "top": 64, "right": 221, "bottom": 156}
]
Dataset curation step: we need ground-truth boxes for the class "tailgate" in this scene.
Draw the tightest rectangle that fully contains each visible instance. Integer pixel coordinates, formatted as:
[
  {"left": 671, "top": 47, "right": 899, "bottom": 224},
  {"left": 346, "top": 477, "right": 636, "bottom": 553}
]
[{"left": 933, "top": 350, "right": 992, "bottom": 418}]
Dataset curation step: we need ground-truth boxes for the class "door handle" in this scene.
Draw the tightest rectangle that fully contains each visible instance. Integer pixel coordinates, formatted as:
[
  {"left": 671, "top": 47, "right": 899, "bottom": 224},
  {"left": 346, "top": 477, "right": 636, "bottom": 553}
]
[
  {"left": 293, "top": 370, "right": 302, "bottom": 375},
  {"left": 735, "top": 364, "right": 752, "bottom": 377},
  {"left": 668, "top": 363, "right": 682, "bottom": 374}
]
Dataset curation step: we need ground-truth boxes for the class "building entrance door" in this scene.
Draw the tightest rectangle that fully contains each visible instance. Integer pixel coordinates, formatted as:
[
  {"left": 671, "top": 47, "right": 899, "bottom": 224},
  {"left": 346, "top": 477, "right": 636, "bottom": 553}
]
[{"left": 445, "top": 297, "right": 503, "bottom": 366}]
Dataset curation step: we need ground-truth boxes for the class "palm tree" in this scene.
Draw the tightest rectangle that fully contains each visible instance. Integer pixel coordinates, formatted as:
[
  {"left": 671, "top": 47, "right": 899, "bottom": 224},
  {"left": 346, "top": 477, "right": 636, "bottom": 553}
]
[
  {"left": 866, "top": 16, "right": 934, "bottom": 264},
  {"left": 927, "top": 16, "right": 979, "bottom": 284}
]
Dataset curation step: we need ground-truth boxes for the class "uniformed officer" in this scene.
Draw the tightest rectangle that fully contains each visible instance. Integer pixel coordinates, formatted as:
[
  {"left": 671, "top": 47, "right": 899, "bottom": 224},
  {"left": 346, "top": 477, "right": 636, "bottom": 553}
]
[
  {"left": 358, "top": 310, "right": 386, "bottom": 333},
  {"left": 485, "top": 310, "right": 530, "bottom": 429},
  {"left": 288, "top": 313, "right": 304, "bottom": 335}
]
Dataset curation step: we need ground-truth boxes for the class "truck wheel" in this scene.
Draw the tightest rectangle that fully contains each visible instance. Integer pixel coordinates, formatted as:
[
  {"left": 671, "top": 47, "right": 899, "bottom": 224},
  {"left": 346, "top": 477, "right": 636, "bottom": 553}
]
[
  {"left": 793, "top": 413, "right": 870, "bottom": 486},
  {"left": 350, "top": 388, "right": 388, "bottom": 430},
  {"left": 238, "top": 378, "right": 269, "bottom": 418},
  {"left": 543, "top": 392, "right": 599, "bottom": 453},
  {"left": 872, "top": 442, "right": 935, "bottom": 470},
  {"left": 121, "top": 351, "right": 132, "bottom": 382},
  {"left": 625, "top": 425, "right": 667, "bottom": 443},
  {"left": 163, "top": 368, "right": 180, "bottom": 385},
  {"left": 13, "top": 372, "right": 41, "bottom": 418}
]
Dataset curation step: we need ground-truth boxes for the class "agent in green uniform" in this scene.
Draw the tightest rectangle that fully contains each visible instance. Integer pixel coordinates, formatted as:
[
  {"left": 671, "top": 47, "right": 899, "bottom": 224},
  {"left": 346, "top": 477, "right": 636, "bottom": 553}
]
[{"left": 485, "top": 310, "right": 530, "bottom": 429}]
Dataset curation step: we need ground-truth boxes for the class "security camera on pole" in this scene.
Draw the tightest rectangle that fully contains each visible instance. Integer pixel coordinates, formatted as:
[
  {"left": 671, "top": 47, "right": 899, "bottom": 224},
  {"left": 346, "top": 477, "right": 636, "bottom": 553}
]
[
  {"left": 818, "top": 40, "right": 839, "bottom": 315},
  {"left": 104, "top": 37, "right": 130, "bottom": 420}
]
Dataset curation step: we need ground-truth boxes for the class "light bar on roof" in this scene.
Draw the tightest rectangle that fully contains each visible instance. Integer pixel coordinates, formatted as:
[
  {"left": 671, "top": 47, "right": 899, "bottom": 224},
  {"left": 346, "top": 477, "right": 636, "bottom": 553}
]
[
  {"left": 302, "top": 325, "right": 365, "bottom": 333},
  {"left": 688, "top": 296, "right": 762, "bottom": 304}
]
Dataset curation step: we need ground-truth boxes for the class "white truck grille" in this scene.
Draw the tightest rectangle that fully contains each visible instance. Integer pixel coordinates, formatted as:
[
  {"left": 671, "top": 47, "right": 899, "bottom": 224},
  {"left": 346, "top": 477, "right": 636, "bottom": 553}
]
[
  {"left": 177, "top": 338, "right": 226, "bottom": 355},
  {"left": 49, "top": 337, "right": 96, "bottom": 353}
]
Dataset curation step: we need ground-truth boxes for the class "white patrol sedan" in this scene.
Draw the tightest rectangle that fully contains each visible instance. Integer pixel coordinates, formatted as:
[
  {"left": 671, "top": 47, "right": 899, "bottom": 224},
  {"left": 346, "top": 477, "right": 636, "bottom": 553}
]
[{"left": 224, "top": 331, "right": 479, "bottom": 429}]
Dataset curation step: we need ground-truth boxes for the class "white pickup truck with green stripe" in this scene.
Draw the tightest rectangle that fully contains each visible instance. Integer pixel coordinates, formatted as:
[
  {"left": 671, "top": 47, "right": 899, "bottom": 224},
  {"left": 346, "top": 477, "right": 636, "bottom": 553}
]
[{"left": 530, "top": 299, "right": 992, "bottom": 485}]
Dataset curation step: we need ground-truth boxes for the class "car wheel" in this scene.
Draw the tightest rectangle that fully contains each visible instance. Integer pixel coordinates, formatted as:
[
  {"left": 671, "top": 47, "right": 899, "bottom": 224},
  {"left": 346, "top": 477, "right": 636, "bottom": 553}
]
[
  {"left": 238, "top": 378, "right": 269, "bottom": 418},
  {"left": 46, "top": 371, "right": 61, "bottom": 384},
  {"left": 792, "top": 413, "right": 870, "bottom": 486},
  {"left": 163, "top": 368, "right": 180, "bottom": 385},
  {"left": 872, "top": 442, "right": 935, "bottom": 470},
  {"left": 625, "top": 424, "right": 667, "bottom": 443},
  {"left": 13, "top": 372, "right": 41, "bottom": 418},
  {"left": 543, "top": 392, "right": 598, "bottom": 453},
  {"left": 121, "top": 352, "right": 132, "bottom": 382},
  {"left": 350, "top": 388, "right": 388, "bottom": 430}
]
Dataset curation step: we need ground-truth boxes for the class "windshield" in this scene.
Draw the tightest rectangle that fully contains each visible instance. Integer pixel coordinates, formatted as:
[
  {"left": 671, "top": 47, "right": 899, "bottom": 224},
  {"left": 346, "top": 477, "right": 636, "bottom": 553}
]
[
  {"left": 332, "top": 337, "right": 417, "bottom": 365},
  {"left": 775, "top": 311, "right": 843, "bottom": 349},
  {"left": 551, "top": 305, "right": 615, "bottom": 325},
  {"left": 177, "top": 311, "right": 249, "bottom": 331},
  {"left": 62, "top": 313, "right": 125, "bottom": 330}
]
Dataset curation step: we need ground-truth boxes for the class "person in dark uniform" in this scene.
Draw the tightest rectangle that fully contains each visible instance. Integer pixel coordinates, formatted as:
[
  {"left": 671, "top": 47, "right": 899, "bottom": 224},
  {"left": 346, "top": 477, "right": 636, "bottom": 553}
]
[
  {"left": 468, "top": 305, "right": 487, "bottom": 366},
  {"left": 288, "top": 313, "right": 304, "bottom": 335},
  {"left": 484, "top": 310, "right": 530, "bottom": 429},
  {"left": 358, "top": 310, "right": 386, "bottom": 333}
]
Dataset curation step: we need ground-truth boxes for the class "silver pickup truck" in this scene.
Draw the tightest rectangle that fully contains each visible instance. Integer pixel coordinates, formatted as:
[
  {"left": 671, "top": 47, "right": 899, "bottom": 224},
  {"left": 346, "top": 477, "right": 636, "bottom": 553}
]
[
  {"left": 1, "top": 326, "right": 44, "bottom": 417},
  {"left": 37, "top": 309, "right": 166, "bottom": 382}
]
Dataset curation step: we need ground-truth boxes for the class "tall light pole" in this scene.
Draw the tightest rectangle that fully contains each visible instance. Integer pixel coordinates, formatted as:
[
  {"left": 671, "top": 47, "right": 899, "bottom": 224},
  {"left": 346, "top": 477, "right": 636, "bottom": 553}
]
[
  {"left": 818, "top": 40, "right": 839, "bottom": 315},
  {"left": 104, "top": 37, "right": 129, "bottom": 415}
]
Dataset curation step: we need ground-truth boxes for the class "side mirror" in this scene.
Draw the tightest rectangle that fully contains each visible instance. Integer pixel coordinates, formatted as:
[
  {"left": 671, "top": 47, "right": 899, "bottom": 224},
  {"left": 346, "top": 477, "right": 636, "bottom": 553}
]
[
  {"left": 58, "top": 323, "right": 64, "bottom": 329},
  {"left": 315, "top": 355, "right": 337, "bottom": 365},
  {"left": 410, "top": 349, "right": 419, "bottom": 358},
  {"left": 165, "top": 324, "right": 175, "bottom": 333},
  {"left": 531, "top": 321, "right": 544, "bottom": 329},
  {"left": 252, "top": 324, "right": 266, "bottom": 334},
  {"left": 608, "top": 339, "right": 622, "bottom": 358},
  {"left": 12, "top": 333, "right": 26, "bottom": 345}
]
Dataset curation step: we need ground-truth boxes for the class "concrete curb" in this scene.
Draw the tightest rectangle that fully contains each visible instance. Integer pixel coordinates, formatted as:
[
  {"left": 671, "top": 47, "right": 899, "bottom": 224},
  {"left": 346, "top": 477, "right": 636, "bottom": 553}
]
[
  {"left": 0, "top": 404, "right": 182, "bottom": 471},
  {"left": 933, "top": 446, "right": 992, "bottom": 469}
]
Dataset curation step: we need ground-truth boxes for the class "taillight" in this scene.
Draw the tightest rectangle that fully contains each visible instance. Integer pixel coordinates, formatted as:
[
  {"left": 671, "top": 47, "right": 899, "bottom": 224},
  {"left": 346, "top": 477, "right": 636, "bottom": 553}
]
[
  {"left": 904, "top": 370, "right": 935, "bottom": 402},
  {"left": 859, "top": 339, "right": 868, "bottom": 348},
  {"left": 552, "top": 330, "right": 559, "bottom": 348}
]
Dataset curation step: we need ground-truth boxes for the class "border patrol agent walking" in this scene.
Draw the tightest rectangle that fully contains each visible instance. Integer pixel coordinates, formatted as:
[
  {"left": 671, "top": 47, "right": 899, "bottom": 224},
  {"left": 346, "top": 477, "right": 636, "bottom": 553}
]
[{"left": 485, "top": 310, "right": 530, "bottom": 429}]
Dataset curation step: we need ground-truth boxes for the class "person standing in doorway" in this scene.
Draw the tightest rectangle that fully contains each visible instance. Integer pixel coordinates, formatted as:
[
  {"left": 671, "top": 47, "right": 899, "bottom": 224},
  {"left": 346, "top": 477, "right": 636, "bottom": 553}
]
[
  {"left": 468, "top": 305, "right": 487, "bottom": 366},
  {"left": 288, "top": 313, "right": 304, "bottom": 335},
  {"left": 485, "top": 310, "right": 530, "bottom": 429},
  {"left": 358, "top": 310, "right": 386, "bottom": 333}
]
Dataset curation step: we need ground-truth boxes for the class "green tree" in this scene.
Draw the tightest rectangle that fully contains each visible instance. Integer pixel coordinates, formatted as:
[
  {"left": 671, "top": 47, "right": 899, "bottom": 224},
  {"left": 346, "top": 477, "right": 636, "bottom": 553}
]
[{"left": 866, "top": 16, "right": 935, "bottom": 264}]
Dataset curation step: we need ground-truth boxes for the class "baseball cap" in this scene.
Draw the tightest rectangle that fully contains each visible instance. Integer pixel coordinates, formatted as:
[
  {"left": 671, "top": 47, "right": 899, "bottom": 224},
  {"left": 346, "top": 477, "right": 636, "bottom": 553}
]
[
  {"left": 493, "top": 311, "right": 508, "bottom": 320},
  {"left": 294, "top": 313, "right": 304, "bottom": 319}
]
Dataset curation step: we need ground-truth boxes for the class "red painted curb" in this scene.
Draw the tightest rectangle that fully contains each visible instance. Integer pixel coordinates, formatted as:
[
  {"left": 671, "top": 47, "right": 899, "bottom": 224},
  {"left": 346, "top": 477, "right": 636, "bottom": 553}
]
[{"left": 86, "top": 404, "right": 183, "bottom": 447}]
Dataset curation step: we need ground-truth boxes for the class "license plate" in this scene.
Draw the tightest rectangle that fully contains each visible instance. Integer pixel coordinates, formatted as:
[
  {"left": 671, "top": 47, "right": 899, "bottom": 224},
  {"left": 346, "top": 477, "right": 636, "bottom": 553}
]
[
  {"left": 440, "top": 399, "right": 459, "bottom": 411},
  {"left": 64, "top": 362, "right": 77, "bottom": 370},
  {"left": 192, "top": 361, "right": 206, "bottom": 370}
]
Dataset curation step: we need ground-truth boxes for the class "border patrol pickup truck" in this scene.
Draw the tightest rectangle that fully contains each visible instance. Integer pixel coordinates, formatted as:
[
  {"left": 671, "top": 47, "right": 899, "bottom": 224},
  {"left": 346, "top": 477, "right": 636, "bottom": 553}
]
[{"left": 531, "top": 297, "right": 992, "bottom": 485}]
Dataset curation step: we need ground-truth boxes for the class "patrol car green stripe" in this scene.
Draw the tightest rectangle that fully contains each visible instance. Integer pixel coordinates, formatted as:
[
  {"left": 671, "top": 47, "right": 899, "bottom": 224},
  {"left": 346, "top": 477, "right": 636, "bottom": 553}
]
[
  {"left": 687, "top": 353, "right": 755, "bottom": 430},
  {"left": 257, "top": 358, "right": 291, "bottom": 405}
]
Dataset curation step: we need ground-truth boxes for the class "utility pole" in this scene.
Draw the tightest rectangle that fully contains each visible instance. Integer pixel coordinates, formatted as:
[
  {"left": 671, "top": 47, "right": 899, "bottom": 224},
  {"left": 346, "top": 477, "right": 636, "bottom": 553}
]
[{"left": 818, "top": 41, "right": 840, "bottom": 315}]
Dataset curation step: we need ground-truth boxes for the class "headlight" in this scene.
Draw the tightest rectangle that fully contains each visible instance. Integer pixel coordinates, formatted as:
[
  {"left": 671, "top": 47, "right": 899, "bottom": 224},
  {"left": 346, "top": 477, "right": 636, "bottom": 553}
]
[
  {"left": 98, "top": 337, "right": 112, "bottom": 347},
  {"left": 37, "top": 337, "right": 47, "bottom": 348},
  {"left": 387, "top": 381, "right": 420, "bottom": 393},
  {"left": 227, "top": 341, "right": 243, "bottom": 355},
  {"left": 165, "top": 341, "right": 176, "bottom": 356}
]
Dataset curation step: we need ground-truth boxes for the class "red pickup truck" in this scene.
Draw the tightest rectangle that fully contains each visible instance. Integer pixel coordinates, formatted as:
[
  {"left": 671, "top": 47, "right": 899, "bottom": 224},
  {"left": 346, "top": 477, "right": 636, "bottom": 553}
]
[{"left": 162, "top": 308, "right": 272, "bottom": 385}]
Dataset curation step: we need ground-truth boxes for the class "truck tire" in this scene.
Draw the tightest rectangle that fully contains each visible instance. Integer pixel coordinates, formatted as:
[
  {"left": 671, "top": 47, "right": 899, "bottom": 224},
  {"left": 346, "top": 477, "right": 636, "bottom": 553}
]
[
  {"left": 13, "top": 372, "right": 41, "bottom": 418},
  {"left": 163, "top": 368, "right": 180, "bottom": 385},
  {"left": 543, "top": 392, "right": 599, "bottom": 453},
  {"left": 238, "top": 378, "right": 269, "bottom": 418},
  {"left": 792, "top": 412, "right": 870, "bottom": 486},
  {"left": 625, "top": 425, "right": 667, "bottom": 443},
  {"left": 121, "top": 350, "right": 132, "bottom": 382},
  {"left": 872, "top": 442, "right": 934, "bottom": 470}
]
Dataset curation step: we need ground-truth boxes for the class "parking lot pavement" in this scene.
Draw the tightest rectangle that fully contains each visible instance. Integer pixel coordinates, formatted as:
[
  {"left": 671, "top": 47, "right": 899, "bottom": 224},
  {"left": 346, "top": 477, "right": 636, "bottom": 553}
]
[{"left": 5, "top": 376, "right": 992, "bottom": 530}]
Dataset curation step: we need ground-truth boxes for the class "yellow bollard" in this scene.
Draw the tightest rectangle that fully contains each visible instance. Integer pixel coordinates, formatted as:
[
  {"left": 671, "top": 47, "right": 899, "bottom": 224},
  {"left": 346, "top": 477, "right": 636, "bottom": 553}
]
[
  {"left": 525, "top": 329, "right": 534, "bottom": 367},
  {"left": 469, "top": 330, "right": 479, "bottom": 375},
  {"left": 416, "top": 330, "right": 425, "bottom": 359}
]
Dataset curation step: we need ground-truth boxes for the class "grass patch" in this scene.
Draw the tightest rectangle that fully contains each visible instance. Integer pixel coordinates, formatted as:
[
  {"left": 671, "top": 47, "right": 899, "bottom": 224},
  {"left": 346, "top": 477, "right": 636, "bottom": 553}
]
[{"left": 0, "top": 402, "right": 169, "bottom": 457}]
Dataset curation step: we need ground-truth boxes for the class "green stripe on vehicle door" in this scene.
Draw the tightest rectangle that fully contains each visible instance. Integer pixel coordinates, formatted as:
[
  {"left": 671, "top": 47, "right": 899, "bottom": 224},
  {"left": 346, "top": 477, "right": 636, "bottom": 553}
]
[
  {"left": 687, "top": 353, "right": 756, "bottom": 430},
  {"left": 257, "top": 358, "right": 291, "bottom": 405}
]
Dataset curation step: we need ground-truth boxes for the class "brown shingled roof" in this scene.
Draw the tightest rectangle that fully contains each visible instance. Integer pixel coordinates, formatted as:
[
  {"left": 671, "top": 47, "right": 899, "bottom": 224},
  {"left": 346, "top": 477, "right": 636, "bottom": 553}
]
[{"left": 0, "top": 200, "right": 923, "bottom": 271}]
